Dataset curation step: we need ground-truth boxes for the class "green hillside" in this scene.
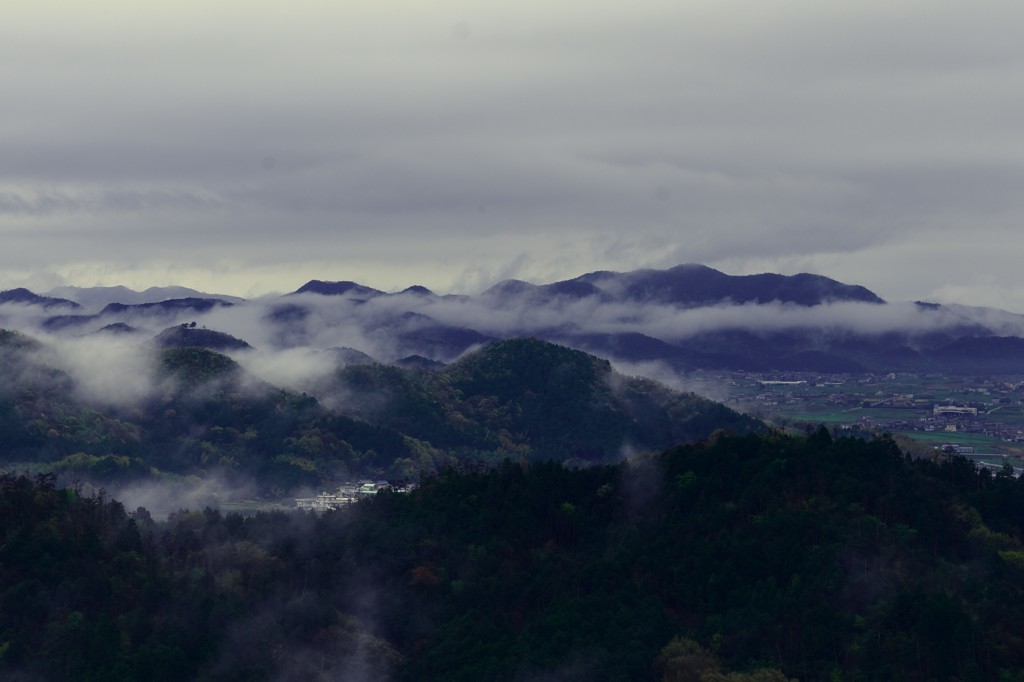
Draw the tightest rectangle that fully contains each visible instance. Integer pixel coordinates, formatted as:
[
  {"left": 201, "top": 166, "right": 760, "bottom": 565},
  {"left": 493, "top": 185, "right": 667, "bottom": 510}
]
[
  {"left": 0, "top": 332, "right": 759, "bottom": 491},
  {"left": 4, "top": 431, "right": 1024, "bottom": 680},
  {"left": 327, "top": 338, "right": 762, "bottom": 464}
]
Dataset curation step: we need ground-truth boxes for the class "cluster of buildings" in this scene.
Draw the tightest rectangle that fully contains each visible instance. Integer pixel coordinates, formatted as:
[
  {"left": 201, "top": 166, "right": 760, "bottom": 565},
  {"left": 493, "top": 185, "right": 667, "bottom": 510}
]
[
  {"left": 295, "top": 480, "right": 415, "bottom": 512},
  {"left": 717, "top": 371, "right": 1024, "bottom": 449},
  {"left": 890, "top": 411, "right": 1024, "bottom": 443}
]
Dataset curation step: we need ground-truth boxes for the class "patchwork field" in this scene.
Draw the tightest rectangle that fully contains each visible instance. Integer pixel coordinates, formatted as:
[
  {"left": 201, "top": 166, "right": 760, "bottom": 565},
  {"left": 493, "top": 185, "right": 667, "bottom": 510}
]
[{"left": 705, "top": 371, "right": 1024, "bottom": 466}]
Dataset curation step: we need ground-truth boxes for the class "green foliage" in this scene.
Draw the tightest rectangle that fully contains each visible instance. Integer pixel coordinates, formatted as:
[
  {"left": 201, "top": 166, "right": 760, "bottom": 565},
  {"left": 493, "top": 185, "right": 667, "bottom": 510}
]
[
  {"left": 0, "top": 473, "right": 204, "bottom": 680},
  {"left": 49, "top": 453, "right": 151, "bottom": 482},
  {"left": 328, "top": 338, "right": 763, "bottom": 464},
  {"left": 7, "top": 431, "right": 1024, "bottom": 679},
  {"left": 16, "top": 331, "right": 1024, "bottom": 676},
  {"left": 0, "top": 332, "right": 764, "bottom": 493},
  {"left": 0, "top": 333, "right": 433, "bottom": 492},
  {"left": 158, "top": 347, "right": 240, "bottom": 386},
  {"left": 653, "top": 637, "right": 794, "bottom": 682}
]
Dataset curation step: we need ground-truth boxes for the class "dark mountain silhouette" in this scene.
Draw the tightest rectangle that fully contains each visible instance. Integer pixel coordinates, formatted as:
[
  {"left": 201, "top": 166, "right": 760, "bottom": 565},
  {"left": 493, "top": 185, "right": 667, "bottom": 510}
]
[
  {"left": 400, "top": 285, "right": 434, "bottom": 296},
  {"left": 570, "top": 263, "right": 885, "bottom": 306},
  {"left": 293, "top": 280, "right": 384, "bottom": 298},
  {"left": 100, "top": 297, "right": 233, "bottom": 316},
  {"left": 252, "top": 265, "right": 933, "bottom": 370},
  {"left": 40, "top": 297, "right": 236, "bottom": 332},
  {"left": 481, "top": 264, "right": 883, "bottom": 311},
  {"left": 45, "top": 284, "right": 243, "bottom": 308},
  {"left": 154, "top": 324, "right": 252, "bottom": 351},
  {"left": 12, "top": 263, "right": 1024, "bottom": 373},
  {"left": 0, "top": 288, "right": 80, "bottom": 310},
  {"left": 93, "top": 322, "right": 139, "bottom": 336}
]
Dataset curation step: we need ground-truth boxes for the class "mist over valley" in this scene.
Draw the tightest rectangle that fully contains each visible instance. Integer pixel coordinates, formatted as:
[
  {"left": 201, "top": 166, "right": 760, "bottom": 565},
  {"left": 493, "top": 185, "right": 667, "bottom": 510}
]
[
  {"left": 5, "top": 262, "right": 1024, "bottom": 500},
  {"left": 10, "top": 1, "right": 1024, "bottom": 676},
  {"left": 7, "top": 263, "right": 1024, "bottom": 380},
  {"left": 7, "top": 265, "right": 1024, "bottom": 680}
]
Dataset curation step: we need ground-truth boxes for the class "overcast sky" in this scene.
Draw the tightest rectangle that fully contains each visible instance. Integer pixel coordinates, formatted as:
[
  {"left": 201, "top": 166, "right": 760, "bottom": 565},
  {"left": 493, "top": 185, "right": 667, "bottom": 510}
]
[{"left": 3, "top": 1, "right": 1023, "bottom": 310}]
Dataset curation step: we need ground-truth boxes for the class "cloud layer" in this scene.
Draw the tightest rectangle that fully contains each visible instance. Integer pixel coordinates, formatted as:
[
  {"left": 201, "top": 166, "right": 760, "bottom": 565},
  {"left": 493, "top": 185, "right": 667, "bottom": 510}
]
[{"left": 3, "top": 1, "right": 1024, "bottom": 309}]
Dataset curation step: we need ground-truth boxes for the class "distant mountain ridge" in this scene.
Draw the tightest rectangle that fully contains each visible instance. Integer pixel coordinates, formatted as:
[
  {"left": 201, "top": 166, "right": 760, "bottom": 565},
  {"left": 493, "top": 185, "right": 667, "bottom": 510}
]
[
  {"left": 6, "top": 264, "right": 1024, "bottom": 373},
  {"left": 99, "top": 297, "right": 233, "bottom": 316},
  {"left": 45, "top": 285, "right": 243, "bottom": 308},
  {"left": 38, "top": 298, "right": 235, "bottom": 333},
  {"left": 0, "top": 288, "right": 79, "bottom": 310},
  {"left": 481, "top": 263, "right": 885, "bottom": 307},
  {"left": 5, "top": 264, "right": 886, "bottom": 312}
]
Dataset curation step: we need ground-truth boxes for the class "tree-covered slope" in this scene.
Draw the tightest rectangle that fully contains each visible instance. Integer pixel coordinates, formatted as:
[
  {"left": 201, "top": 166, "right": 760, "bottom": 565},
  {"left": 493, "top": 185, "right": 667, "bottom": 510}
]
[
  {"left": 325, "top": 338, "right": 763, "bottom": 463},
  {"left": 0, "top": 334, "right": 442, "bottom": 491},
  {"left": 335, "top": 431, "right": 1024, "bottom": 680},
  {"left": 5, "top": 432, "right": 1024, "bottom": 680},
  {"left": 0, "top": 472, "right": 398, "bottom": 681},
  {"left": 1, "top": 332, "right": 758, "bottom": 491}
]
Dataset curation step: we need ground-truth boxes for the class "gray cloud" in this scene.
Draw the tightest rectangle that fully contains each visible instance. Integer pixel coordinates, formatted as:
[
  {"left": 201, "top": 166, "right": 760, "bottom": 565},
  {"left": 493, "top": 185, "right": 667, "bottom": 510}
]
[
  {"left": 0, "top": 188, "right": 223, "bottom": 215},
  {"left": 3, "top": 1, "right": 1024, "bottom": 310},
  {"left": 5, "top": 281, "right": 1024, "bottom": 447}
]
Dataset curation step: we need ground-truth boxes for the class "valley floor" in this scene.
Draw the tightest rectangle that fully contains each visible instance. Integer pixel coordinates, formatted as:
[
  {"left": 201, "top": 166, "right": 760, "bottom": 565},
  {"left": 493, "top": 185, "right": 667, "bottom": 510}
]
[{"left": 703, "top": 370, "right": 1024, "bottom": 468}]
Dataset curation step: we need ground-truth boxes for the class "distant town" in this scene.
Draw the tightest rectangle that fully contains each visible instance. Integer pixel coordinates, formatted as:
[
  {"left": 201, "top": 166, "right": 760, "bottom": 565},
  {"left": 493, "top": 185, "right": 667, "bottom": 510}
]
[
  {"left": 687, "top": 370, "right": 1024, "bottom": 472},
  {"left": 295, "top": 480, "right": 417, "bottom": 512}
]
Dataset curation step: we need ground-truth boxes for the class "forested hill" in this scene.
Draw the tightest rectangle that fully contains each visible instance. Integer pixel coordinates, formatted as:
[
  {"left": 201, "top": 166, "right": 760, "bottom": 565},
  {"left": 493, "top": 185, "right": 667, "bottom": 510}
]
[
  {"left": 322, "top": 338, "right": 761, "bottom": 465},
  {"left": 4, "top": 431, "right": 1024, "bottom": 680},
  {"left": 0, "top": 331, "right": 759, "bottom": 491}
]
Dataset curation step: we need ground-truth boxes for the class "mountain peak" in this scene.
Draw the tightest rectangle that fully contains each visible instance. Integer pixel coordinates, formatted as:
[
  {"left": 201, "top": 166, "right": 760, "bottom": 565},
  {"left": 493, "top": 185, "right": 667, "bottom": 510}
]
[
  {"left": 571, "top": 264, "right": 884, "bottom": 307},
  {"left": 46, "top": 285, "right": 243, "bottom": 308},
  {"left": 154, "top": 324, "right": 252, "bottom": 351},
  {"left": 481, "top": 279, "right": 537, "bottom": 298},
  {"left": 0, "top": 288, "right": 80, "bottom": 310},
  {"left": 99, "top": 297, "right": 233, "bottom": 316},
  {"left": 293, "top": 280, "right": 384, "bottom": 298}
]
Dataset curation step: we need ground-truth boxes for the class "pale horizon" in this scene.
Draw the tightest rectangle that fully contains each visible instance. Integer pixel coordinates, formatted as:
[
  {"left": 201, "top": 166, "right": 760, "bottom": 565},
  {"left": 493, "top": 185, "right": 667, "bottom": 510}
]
[{"left": 5, "top": 1, "right": 1024, "bottom": 311}]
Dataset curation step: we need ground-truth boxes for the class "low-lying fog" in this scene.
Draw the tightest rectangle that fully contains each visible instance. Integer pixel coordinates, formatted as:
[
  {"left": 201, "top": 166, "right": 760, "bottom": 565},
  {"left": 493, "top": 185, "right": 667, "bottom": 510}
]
[{"left": 3, "top": 287, "right": 1024, "bottom": 407}]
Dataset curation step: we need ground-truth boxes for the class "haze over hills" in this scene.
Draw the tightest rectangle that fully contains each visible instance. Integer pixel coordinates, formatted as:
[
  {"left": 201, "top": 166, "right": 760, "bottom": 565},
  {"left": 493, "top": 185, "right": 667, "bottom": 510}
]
[
  {"left": 3, "top": 264, "right": 1024, "bottom": 375},
  {"left": 46, "top": 284, "right": 244, "bottom": 307},
  {"left": 483, "top": 263, "right": 885, "bottom": 307},
  {"left": 6, "top": 266, "right": 1024, "bottom": 681},
  {"left": 0, "top": 288, "right": 79, "bottom": 310},
  {"left": 0, "top": 328, "right": 760, "bottom": 495},
  {"left": 5, "top": 261, "right": 1018, "bottom": 512}
]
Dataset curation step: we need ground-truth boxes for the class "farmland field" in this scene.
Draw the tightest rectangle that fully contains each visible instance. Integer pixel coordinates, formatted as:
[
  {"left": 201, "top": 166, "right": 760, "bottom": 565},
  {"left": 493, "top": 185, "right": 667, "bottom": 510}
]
[{"left": 703, "top": 370, "right": 1024, "bottom": 464}]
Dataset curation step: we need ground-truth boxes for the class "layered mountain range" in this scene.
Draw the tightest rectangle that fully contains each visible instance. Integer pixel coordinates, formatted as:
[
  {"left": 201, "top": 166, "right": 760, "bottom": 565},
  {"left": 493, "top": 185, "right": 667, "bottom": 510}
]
[
  {"left": 0, "top": 328, "right": 760, "bottom": 491},
  {"left": 7, "top": 267, "right": 1024, "bottom": 681},
  {"left": 3, "top": 264, "right": 1023, "bottom": 375}
]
